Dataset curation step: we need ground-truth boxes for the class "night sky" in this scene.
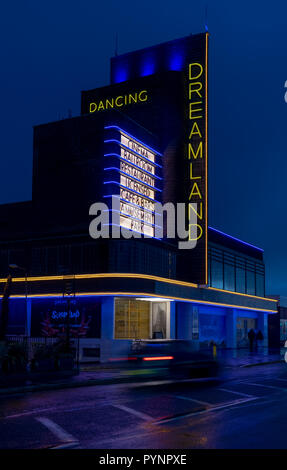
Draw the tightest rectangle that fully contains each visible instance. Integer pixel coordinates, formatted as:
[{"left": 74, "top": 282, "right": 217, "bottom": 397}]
[{"left": 1, "top": 0, "right": 286, "bottom": 295}]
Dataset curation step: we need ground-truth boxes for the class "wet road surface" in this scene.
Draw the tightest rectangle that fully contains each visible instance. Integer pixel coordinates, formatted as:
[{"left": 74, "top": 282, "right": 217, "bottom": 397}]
[{"left": 0, "top": 363, "right": 287, "bottom": 449}]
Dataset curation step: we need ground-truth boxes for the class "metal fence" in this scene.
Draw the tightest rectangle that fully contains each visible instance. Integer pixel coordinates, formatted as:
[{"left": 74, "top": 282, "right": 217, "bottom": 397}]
[{"left": 6, "top": 336, "right": 59, "bottom": 362}]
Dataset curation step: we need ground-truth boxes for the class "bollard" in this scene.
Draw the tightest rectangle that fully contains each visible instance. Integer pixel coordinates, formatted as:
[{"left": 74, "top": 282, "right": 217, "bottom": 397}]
[{"left": 212, "top": 343, "right": 217, "bottom": 359}]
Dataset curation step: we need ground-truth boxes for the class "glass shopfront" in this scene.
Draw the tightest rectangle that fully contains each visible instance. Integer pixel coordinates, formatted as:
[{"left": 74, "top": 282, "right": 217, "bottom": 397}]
[
  {"left": 114, "top": 298, "right": 169, "bottom": 340},
  {"left": 236, "top": 317, "right": 257, "bottom": 347}
]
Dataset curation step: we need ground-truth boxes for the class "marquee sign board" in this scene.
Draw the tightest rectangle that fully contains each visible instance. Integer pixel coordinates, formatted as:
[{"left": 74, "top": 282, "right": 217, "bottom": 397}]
[{"left": 103, "top": 126, "right": 162, "bottom": 237}]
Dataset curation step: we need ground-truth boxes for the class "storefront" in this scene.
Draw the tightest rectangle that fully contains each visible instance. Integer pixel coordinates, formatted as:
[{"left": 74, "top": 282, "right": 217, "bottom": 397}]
[{"left": 5, "top": 281, "right": 277, "bottom": 362}]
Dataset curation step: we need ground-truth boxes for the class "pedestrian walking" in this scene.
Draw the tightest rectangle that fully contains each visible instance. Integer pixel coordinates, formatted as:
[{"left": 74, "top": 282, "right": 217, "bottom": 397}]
[
  {"left": 248, "top": 328, "right": 256, "bottom": 352},
  {"left": 256, "top": 329, "right": 264, "bottom": 350}
]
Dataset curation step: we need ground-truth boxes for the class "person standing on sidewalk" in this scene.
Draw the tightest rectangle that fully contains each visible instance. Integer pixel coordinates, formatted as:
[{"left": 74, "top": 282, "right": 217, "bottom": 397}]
[
  {"left": 248, "top": 328, "right": 256, "bottom": 352},
  {"left": 256, "top": 330, "right": 264, "bottom": 350}
]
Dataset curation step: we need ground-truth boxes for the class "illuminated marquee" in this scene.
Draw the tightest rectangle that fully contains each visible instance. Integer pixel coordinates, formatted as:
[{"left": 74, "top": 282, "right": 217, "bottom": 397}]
[
  {"left": 103, "top": 126, "right": 162, "bottom": 237},
  {"left": 184, "top": 32, "right": 209, "bottom": 285},
  {"left": 89, "top": 90, "right": 148, "bottom": 113}
]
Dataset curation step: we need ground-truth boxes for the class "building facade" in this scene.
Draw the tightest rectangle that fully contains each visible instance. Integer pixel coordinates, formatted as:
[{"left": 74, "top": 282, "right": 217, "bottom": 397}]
[{"left": 0, "top": 32, "right": 277, "bottom": 361}]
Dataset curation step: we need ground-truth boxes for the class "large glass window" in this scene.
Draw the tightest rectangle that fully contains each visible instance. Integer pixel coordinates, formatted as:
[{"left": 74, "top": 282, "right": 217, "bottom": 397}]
[
  {"left": 151, "top": 302, "right": 167, "bottom": 339},
  {"left": 209, "top": 246, "right": 265, "bottom": 298},
  {"left": 280, "top": 320, "right": 287, "bottom": 343},
  {"left": 114, "top": 299, "right": 150, "bottom": 339},
  {"left": 224, "top": 261, "right": 235, "bottom": 291},
  {"left": 114, "top": 298, "right": 168, "bottom": 339},
  {"left": 256, "top": 272, "right": 265, "bottom": 296},
  {"left": 235, "top": 266, "right": 246, "bottom": 293},
  {"left": 246, "top": 268, "right": 256, "bottom": 295},
  {"left": 211, "top": 260, "right": 223, "bottom": 289}
]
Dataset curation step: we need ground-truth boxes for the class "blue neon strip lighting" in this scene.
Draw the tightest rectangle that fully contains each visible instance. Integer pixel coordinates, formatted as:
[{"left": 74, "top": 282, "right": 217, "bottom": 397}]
[
  {"left": 104, "top": 140, "right": 162, "bottom": 169},
  {"left": 103, "top": 182, "right": 160, "bottom": 203},
  {"left": 103, "top": 170, "right": 162, "bottom": 192},
  {"left": 105, "top": 209, "right": 161, "bottom": 229},
  {"left": 209, "top": 226, "right": 264, "bottom": 252},
  {"left": 104, "top": 125, "right": 163, "bottom": 156},
  {"left": 103, "top": 195, "right": 162, "bottom": 217},
  {"left": 104, "top": 153, "right": 161, "bottom": 179},
  {"left": 8, "top": 295, "right": 276, "bottom": 312}
]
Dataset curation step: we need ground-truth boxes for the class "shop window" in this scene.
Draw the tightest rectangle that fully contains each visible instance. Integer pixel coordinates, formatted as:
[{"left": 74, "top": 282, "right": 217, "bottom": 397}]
[
  {"left": 236, "top": 317, "right": 257, "bottom": 347},
  {"left": 114, "top": 299, "right": 150, "bottom": 339},
  {"left": 114, "top": 299, "right": 168, "bottom": 339},
  {"left": 151, "top": 302, "right": 167, "bottom": 339},
  {"left": 280, "top": 320, "right": 287, "bottom": 343}
]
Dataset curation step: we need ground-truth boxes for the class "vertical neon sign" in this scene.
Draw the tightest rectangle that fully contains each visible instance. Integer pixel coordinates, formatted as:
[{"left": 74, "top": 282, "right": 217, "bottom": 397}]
[{"left": 184, "top": 32, "right": 209, "bottom": 285}]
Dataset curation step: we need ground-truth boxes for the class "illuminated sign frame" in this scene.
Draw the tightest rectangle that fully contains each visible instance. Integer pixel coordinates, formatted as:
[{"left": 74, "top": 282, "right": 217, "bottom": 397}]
[
  {"left": 184, "top": 32, "right": 209, "bottom": 285},
  {"left": 103, "top": 126, "right": 162, "bottom": 237}
]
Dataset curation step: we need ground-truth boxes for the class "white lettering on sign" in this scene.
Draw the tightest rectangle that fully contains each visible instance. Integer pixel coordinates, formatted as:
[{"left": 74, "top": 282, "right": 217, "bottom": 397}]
[
  {"left": 120, "top": 160, "right": 155, "bottom": 186},
  {"left": 117, "top": 131, "right": 159, "bottom": 236},
  {"left": 121, "top": 134, "right": 155, "bottom": 163},
  {"left": 120, "top": 148, "right": 155, "bottom": 174}
]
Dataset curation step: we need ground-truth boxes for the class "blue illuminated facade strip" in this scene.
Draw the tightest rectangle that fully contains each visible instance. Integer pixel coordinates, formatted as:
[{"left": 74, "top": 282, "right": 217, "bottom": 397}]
[
  {"left": 104, "top": 154, "right": 162, "bottom": 179},
  {"left": 209, "top": 226, "right": 264, "bottom": 252},
  {"left": 7, "top": 293, "right": 276, "bottom": 314},
  {"left": 104, "top": 140, "right": 162, "bottom": 169},
  {"left": 104, "top": 125, "right": 163, "bottom": 156}
]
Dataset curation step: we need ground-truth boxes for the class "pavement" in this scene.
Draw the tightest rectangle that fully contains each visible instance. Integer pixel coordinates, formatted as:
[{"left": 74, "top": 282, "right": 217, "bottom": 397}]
[
  {"left": 0, "top": 348, "right": 284, "bottom": 397},
  {"left": 215, "top": 347, "right": 285, "bottom": 368}
]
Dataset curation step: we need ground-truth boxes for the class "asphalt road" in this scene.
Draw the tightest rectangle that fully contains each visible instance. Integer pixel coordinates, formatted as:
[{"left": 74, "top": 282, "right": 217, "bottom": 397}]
[{"left": 0, "top": 363, "right": 287, "bottom": 449}]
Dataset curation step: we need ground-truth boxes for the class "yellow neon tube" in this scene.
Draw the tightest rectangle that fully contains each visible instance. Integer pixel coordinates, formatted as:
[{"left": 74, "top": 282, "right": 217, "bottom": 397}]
[{"left": 0, "top": 272, "right": 277, "bottom": 303}]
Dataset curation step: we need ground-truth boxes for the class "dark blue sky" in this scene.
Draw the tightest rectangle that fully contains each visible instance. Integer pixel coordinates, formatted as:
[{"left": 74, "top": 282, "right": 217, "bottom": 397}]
[{"left": 1, "top": 0, "right": 286, "bottom": 295}]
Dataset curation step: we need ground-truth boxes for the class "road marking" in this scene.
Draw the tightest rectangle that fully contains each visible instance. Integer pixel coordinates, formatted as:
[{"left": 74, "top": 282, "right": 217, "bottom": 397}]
[
  {"left": 111, "top": 404, "right": 153, "bottom": 422},
  {"left": 1, "top": 404, "right": 95, "bottom": 420},
  {"left": 154, "top": 397, "right": 259, "bottom": 425},
  {"left": 2, "top": 407, "right": 63, "bottom": 420},
  {"left": 125, "top": 377, "right": 218, "bottom": 389},
  {"left": 236, "top": 381, "right": 287, "bottom": 391},
  {"left": 51, "top": 442, "right": 81, "bottom": 449},
  {"left": 217, "top": 388, "right": 257, "bottom": 399},
  {"left": 0, "top": 401, "right": 115, "bottom": 421},
  {"left": 175, "top": 395, "right": 212, "bottom": 406},
  {"left": 36, "top": 417, "right": 78, "bottom": 444}
]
